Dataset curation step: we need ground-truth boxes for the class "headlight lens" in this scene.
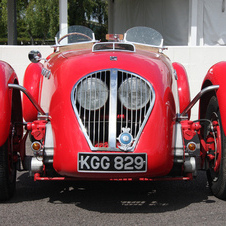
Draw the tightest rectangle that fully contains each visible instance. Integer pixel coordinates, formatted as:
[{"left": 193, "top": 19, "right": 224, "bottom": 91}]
[
  {"left": 76, "top": 78, "right": 108, "bottom": 110},
  {"left": 118, "top": 77, "right": 150, "bottom": 110}
]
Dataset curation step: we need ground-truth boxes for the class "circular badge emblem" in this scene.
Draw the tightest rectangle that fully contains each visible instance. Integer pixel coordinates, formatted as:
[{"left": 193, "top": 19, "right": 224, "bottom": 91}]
[{"left": 117, "top": 128, "right": 134, "bottom": 151}]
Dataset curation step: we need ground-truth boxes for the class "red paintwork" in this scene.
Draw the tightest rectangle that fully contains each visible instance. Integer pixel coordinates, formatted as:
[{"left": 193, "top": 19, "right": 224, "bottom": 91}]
[
  {"left": 201, "top": 61, "right": 226, "bottom": 135},
  {"left": 0, "top": 61, "right": 19, "bottom": 146},
  {"left": 172, "top": 62, "right": 191, "bottom": 118},
  {"left": 23, "top": 62, "right": 43, "bottom": 122},
  {"left": 181, "top": 120, "right": 201, "bottom": 140},
  {"left": 2, "top": 27, "right": 226, "bottom": 198},
  {"left": 27, "top": 120, "right": 47, "bottom": 140},
  {"left": 35, "top": 49, "right": 177, "bottom": 178}
]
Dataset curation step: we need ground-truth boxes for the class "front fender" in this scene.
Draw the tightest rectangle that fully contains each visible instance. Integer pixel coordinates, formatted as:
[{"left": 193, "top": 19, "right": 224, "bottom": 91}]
[
  {"left": 23, "top": 62, "right": 43, "bottom": 122},
  {"left": 0, "top": 61, "right": 18, "bottom": 146},
  {"left": 173, "top": 62, "right": 190, "bottom": 118},
  {"left": 200, "top": 61, "right": 226, "bottom": 134}
]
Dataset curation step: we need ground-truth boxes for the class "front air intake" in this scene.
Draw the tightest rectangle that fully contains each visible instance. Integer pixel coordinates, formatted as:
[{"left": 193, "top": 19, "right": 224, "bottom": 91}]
[{"left": 71, "top": 69, "right": 155, "bottom": 151}]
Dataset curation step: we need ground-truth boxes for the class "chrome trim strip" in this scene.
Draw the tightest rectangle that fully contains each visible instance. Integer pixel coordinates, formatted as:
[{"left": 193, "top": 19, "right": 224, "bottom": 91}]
[
  {"left": 92, "top": 42, "right": 136, "bottom": 52},
  {"left": 172, "top": 122, "right": 184, "bottom": 164},
  {"left": 44, "top": 122, "right": 54, "bottom": 164},
  {"left": 108, "top": 69, "right": 118, "bottom": 148}
]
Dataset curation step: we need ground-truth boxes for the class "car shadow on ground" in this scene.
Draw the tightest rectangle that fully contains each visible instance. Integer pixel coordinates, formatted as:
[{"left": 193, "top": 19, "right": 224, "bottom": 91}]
[{"left": 9, "top": 170, "right": 215, "bottom": 213}]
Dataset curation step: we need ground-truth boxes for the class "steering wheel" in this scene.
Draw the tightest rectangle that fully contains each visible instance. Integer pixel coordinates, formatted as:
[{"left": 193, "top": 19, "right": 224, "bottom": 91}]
[{"left": 58, "top": 32, "right": 92, "bottom": 44}]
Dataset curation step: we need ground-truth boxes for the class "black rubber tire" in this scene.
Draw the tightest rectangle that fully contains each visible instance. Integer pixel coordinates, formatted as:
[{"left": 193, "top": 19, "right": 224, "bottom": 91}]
[
  {"left": 205, "top": 96, "right": 226, "bottom": 200},
  {"left": 0, "top": 139, "right": 16, "bottom": 201}
]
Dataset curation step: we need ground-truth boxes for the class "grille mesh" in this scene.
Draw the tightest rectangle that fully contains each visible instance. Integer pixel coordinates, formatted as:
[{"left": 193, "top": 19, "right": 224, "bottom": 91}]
[{"left": 71, "top": 69, "right": 155, "bottom": 151}]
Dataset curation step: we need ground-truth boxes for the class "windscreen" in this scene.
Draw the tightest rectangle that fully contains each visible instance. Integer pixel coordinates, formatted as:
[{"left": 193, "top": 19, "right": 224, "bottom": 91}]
[
  {"left": 124, "top": 26, "right": 163, "bottom": 47},
  {"left": 55, "top": 25, "right": 95, "bottom": 46}
]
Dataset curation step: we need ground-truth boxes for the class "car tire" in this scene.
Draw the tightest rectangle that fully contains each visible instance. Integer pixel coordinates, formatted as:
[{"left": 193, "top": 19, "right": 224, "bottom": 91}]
[
  {"left": 0, "top": 138, "right": 16, "bottom": 201},
  {"left": 205, "top": 96, "right": 226, "bottom": 200}
]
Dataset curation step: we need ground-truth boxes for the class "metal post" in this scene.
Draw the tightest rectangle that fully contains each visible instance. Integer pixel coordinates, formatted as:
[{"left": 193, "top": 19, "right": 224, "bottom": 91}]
[
  {"left": 59, "top": 0, "right": 68, "bottom": 32},
  {"left": 7, "top": 0, "right": 17, "bottom": 45},
  {"left": 188, "top": 0, "right": 198, "bottom": 46},
  {"left": 108, "top": 0, "right": 114, "bottom": 34}
]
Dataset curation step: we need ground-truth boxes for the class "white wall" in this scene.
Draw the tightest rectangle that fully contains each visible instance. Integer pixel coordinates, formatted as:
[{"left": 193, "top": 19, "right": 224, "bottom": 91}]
[
  {"left": 166, "top": 46, "right": 226, "bottom": 119},
  {"left": 1, "top": 45, "right": 226, "bottom": 120},
  {"left": 0, "top": 45, "right": 52, "bottom": 84}
]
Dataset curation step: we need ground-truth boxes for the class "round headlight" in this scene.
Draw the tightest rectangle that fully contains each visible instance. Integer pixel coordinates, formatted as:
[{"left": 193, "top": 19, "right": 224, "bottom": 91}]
[
  {"left": 76, "top": 78, "right": 108, "bottom": 110},
  {"left": 118, "top": 77, "right": 150, "bottom": 110}
]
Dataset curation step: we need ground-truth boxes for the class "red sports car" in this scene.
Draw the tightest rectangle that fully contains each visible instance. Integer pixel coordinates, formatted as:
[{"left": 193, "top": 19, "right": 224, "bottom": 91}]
[{"left": 1, "top": 25, "right": 225, "bottom": 201}]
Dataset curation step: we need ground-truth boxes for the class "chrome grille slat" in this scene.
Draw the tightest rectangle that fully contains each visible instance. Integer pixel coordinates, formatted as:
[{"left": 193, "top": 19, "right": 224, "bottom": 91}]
[
  {"left": 84, "top": 78, "right": 88, "bottom": 128},
  {"left": 97, "top": 72, "right": 101, "bottom": 146},
  {"left": 139, "top": 79, "right": 142, "bottom": 129},
  {"left": 135, "top": 77, "right": 138, "bottom": 137},
  {"left": 145, "top": 80, "right": 147, "bottom": 115},
  {"left": 126, "top": 72, "right": 129, "bottom": 129},
  {"left": 108, "top": 69, "right": 118, "bottom": 148},
  {"left": 103, "top": 71, "right": 106, "bottom": 144},
  {"left": 88, "top": 78, "right": 91, "bottom": 139},
  {"left": 130, "top": 76, "right": 133, "bottom": 136},
  {"left": 92, "top": 74, "right": 96, "bottom": 145},
  {"left": 71, "top": 69, "right": 155, "bottom": 151}
]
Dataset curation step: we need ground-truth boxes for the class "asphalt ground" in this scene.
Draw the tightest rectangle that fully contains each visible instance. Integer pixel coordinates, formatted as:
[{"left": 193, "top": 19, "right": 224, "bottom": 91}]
[{"left": 1, "top": 142, "right": 226, "bottom": 225}]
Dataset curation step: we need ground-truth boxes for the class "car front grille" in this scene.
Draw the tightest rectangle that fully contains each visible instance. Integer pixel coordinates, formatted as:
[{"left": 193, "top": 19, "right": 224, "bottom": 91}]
[{"left": 71, "top": 69, "right": 155, "bottom": 151}]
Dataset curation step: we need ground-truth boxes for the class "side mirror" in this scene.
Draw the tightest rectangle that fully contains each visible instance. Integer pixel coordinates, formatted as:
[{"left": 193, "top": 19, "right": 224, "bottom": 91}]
[{"left": 28, "top": 50, "right": 42, "bottom": 63}]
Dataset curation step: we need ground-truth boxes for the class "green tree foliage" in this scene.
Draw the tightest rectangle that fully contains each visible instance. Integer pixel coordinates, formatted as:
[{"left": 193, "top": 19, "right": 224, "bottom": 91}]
[
  {"left": 68, "top": 0, "right": 108, "bottom": 40},
  {"left": 17, "top": 0, "right": 30, "bottom": 42},
  {"left": 0, "top": 0, "right": 8, "bottom": 39},
  {"left": 0, "top": 0, "right": 108, "bottom": 45},
  {"left": 26, "top": 0, "right": 59, "bottom": 44}
]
